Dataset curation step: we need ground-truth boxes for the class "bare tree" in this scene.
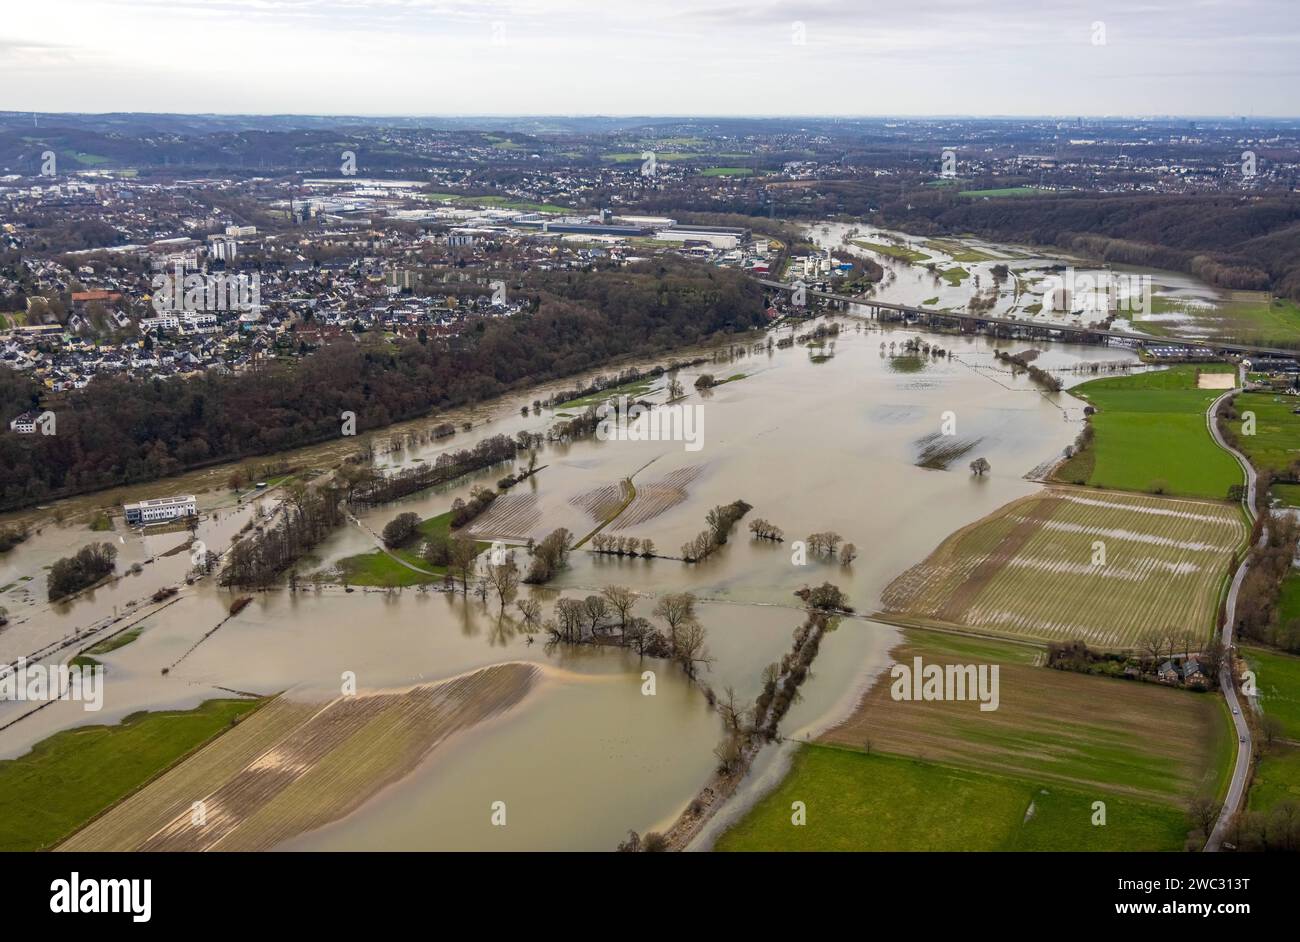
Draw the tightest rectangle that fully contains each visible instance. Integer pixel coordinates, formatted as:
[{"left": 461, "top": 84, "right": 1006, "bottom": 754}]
[
  {"left": 601, "top": 585, "right": 636, "bottom": 633},
  {"left": 515, "top": 597, "right": 541, "bottom": 627},
  {"left": 584, "top": 594, "right": 611, "bottom": 635},
  {"left": 674, "top": 622, "right": 712, "bottom": 678},
  {"left": 449, "top": 536, "right": 479, "bottom": 595},
  {"left": 487, "top": 553, "right": 520, "bottom": 610},
  {"left": 654, "top": 592, "right": 698, "bottom": 651}
]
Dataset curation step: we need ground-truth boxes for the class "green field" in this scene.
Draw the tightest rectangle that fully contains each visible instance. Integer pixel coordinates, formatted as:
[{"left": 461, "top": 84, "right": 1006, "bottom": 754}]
[
  {"left": 1248, "top": 744, "right": 1300, "bottom": 812},
  {"left": 1243, "top": 646, "right": 1300, "bottom": 740},
  {"left": 1273, "top": 483, "right": 1300, "bottom": 508},
  {"left": 0, "top": 698, "right": 261, "bottom": 851},
  {"left": 333, "top": 510, "right": 488, "bottom": 587},
  {"left": 699, "top": 166, "right": 753, "bottom": 177},
  {"left": 1280, "top": 572, "right": 1300, "bottom": 625},
  {"left": 556, "top": 376, "right": 656, "bottom": 409},
  {"left": 1231, "top": 392, "right": 1300, "bottom": 494},
  {"left": 85, "top": 625, "right": 144, "bottom": 655},
  {"left": 938, "top": 266, "right": 969, "bottom": 286},
  {"left": 1055, "top": 364, "right": 1244, "bottom": 499},
  {"left": 851, "top": 240, "right": 930, "bottom": 263},
  {"left": 1140, "top": 293, "right": 1300, "bottom": 346},
  {"left": 716, "top": 745, "right": 1190, "bottom": 851},
  {"left": 923, "top": 240, "right": 999, "bottom": 263}
]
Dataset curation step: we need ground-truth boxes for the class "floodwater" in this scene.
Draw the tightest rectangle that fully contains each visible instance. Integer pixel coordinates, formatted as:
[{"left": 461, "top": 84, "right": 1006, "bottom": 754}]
[
  {"left": 3, "top": 269, "right": 1150, "bottom": 850},
  {"left": 816, "top": 222, "right": 1226, "bottom": 340}
]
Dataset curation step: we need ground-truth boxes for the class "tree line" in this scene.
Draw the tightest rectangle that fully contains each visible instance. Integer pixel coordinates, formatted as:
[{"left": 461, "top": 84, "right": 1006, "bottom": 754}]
[{"left": 0, "top": 261, "right": 767, "bottom": 511}]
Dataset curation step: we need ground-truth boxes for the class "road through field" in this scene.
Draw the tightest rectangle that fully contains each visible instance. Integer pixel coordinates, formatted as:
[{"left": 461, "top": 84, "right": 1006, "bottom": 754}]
[{"left": 1205, "top": 386, "right": 1258, "bottom": 852}]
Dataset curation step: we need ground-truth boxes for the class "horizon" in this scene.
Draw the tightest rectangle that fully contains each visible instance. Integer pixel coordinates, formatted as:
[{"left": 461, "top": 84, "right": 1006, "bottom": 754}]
[{"left": 6, "top": 111, "right": 1300, "bottom": 122}]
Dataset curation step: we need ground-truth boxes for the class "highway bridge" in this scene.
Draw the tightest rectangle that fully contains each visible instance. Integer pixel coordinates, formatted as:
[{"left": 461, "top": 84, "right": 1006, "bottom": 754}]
[{"left": 755, "top": 278, "right": 1299, "bottom": 359}]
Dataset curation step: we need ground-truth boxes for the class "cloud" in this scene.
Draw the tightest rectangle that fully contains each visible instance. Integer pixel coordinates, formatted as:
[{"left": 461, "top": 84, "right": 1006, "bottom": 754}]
[{"left": 1, "top": 0, "right": 1296, "bottom": 114}]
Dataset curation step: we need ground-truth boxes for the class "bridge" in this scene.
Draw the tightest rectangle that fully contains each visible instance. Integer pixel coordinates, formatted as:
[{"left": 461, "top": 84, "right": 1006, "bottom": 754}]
[{"left": 755, "top": 278, "right": 1298, "bottom": 359}]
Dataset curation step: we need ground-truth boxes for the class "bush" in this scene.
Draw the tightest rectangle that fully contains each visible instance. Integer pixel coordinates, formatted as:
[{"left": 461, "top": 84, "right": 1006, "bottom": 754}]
[
  {"left": 47, "top": 542, "right": 118, "bottom": 601},
  {"left": 381, "top": 512, "right": 421, "bottom": 548}
]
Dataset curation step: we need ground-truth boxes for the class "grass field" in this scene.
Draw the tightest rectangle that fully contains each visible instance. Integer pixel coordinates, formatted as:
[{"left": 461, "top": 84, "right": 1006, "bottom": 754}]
[
  {"left": 1141, "top": 292, "right": 1300, "bottom": 346},
  {"left": 923, "top": 239, "right": 999, "bottom": 263},
  {"left": 1230, "top": 392, "right": 1300, "bottom": 497},
  {"left": 556, "top": 376, "right": 656, "bottom": 409},
  {"left": 851, "top": 240, "right": 930, "bottom": 263},
  {"left": 823, "top": 632, "right": 1230, "bottom": 803},
  {"left": 715, "top": 745, "right": 1190, "bottom": 851},
  {"left": 939, "top": 266, "right": 970, "bottom": 286},
  {"left": 0, "top": 698, "right": 261, "bottom": 851},
  {"left": 334, "top": 510, "right": 492, "bottom": 587},
  {"left": 1243, "top": 646, "right": 1300, "bottom": 741},
  {"left": 1248, "top": 745, "right": 1300, "bottom": 812},
  {"left": 1055, "top": 365, "right": 1244, "bottom": 499},
  {"left": 880, "top": 487, "right": 1244, "bottom": 648},
  {"left": 700, "top": 166, "right": 753, "bottom": 177},
  {"left": 60, "top": 665, "right": 537, "bottom": 851}
]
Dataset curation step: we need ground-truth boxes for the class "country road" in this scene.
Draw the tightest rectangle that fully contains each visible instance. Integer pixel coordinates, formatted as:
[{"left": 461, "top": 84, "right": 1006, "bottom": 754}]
[{"left": 1205, "top": 385, "right": 1260, "bottom": 851}]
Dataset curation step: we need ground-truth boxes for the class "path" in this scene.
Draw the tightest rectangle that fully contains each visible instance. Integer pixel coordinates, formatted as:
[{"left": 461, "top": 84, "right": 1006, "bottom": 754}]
[{"left": 1205, "top": 385, "right": 1261, "bottom": 851}]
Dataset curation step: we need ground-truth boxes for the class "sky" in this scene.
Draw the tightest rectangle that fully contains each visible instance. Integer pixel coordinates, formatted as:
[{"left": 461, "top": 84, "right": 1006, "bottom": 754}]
[{"left": 2, "top": 0, "right": 1298, "bottom": 117}]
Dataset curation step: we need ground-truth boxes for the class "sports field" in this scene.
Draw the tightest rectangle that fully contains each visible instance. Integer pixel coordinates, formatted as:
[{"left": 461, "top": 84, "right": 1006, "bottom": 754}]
[
  {"left": 880, "top": 487, "right": 1245, "bottom": 648},
  {"left": 1055, "top": 365, "right": 1243, "bottom": 499}
]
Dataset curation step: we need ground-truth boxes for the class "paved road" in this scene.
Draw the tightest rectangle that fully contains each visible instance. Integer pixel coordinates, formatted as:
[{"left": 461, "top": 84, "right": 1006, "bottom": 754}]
[{"left": 1205, "top": 387, "right": 1260, "bottom": 851}]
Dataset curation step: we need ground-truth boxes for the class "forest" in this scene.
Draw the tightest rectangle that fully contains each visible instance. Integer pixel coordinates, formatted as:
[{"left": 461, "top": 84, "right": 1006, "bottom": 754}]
[{"left": 1, "top": 261, "right": 766, "bottom": 511}]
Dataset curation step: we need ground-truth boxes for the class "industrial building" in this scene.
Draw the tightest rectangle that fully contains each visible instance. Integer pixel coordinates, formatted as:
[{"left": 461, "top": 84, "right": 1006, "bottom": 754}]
[{"left": 123, "top": 494, "right": 198, "bottom": 526}]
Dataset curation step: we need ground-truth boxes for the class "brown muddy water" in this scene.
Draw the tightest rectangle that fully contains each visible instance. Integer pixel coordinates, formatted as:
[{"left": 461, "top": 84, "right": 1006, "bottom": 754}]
[{"left": 2, "top": 310, "right": 1143, "bottom": 850}]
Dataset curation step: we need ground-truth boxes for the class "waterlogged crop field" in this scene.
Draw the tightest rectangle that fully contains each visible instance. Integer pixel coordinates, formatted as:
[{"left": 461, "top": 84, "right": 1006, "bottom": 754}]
[
  {"left": 880, "top": 487, "right": 1245, "bottom": 648},
  {"left": 60, "top": 663, "right": 538, "bottom": 851}
]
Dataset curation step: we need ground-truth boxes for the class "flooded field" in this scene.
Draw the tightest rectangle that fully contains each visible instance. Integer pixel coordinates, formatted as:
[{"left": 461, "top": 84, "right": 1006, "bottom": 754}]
[
  {"left": 814, "top": 222, "right": 1237, "bottom": 341},
  {"left": 2, "top": 309, "right": 1149, "bottom": 850}
]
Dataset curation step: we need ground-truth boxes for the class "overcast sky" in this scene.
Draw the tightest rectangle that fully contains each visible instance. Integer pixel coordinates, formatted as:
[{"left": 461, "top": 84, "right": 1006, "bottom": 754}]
[{"left": 2, "top": 0, "right": 1297, "bottom": 117}]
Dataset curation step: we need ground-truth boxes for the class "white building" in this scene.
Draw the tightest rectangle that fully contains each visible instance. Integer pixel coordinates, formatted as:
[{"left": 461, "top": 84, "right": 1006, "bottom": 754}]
[
  {"left": 209, "top": 236, "right": 238, "bottom": 262},
  {"left": 653, "top": 228, "right": 740, "bottom": 250},
  {"left": 139, "top": 313, "right": 180, "bottom": 332},
  {"left": 225, "top": 225, "right": 256, "bottom": 237},
  {"left": 123, "top": 494, "right": 197, "bottom": 526},
  {"left": 9, "top": 411, "right": 38, "bottom": 434},
  {"left": 181, "top": 312, "right": 218, "bottom": 332}
]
